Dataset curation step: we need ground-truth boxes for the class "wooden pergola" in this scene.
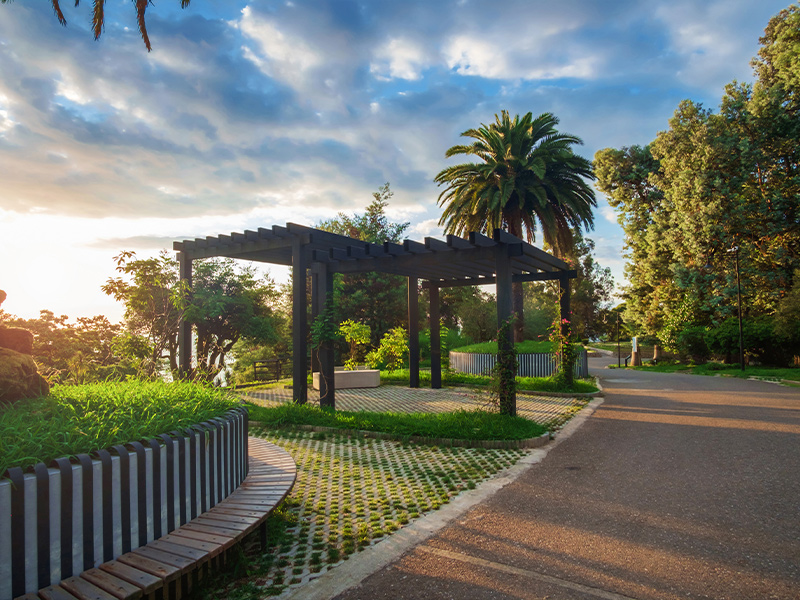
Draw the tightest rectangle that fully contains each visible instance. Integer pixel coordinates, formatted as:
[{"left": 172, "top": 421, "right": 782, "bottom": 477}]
[{"left": 174, "top": 223, "right": 575, "bottom": 415}]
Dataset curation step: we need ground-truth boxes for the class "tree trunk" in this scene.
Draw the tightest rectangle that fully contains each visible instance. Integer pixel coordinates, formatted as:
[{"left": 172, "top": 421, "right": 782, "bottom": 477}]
[{"left": 512, "top": 281, "right": 524, "bottom": 343}]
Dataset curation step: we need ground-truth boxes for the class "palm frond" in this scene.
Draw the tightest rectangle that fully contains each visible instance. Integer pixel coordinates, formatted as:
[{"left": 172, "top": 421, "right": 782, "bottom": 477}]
[
  {"left": 52, "top": 0, "right": 67, "bottom": 25},
  {"left": 135, "top": 0, "right": 151, "bottom": 51},
  {"left": 92, "top": 0, "right": 104, "bottom": 40}
]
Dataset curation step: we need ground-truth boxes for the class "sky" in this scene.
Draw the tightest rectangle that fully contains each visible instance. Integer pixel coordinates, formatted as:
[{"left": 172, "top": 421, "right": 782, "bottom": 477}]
[{"left": 0, "top": 0, "right": 791, "bottom": 322}]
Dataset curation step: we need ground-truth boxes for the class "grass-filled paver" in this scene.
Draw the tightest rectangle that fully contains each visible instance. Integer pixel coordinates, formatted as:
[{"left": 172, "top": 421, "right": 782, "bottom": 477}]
[{"left": 192, "top": 428, "right": 526, "bottom": 599}]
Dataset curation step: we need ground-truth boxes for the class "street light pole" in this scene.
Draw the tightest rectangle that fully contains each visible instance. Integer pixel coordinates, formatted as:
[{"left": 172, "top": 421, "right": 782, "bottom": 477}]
[
  {"left": 734, "top": 245, "right": 745, "bottom": 372},
  {"left": 617, "top": 310, "right": 621, "bottom": 368}
]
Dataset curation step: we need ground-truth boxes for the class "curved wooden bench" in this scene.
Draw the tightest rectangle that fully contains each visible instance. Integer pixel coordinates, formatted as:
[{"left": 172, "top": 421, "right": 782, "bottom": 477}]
[{"left": 15, "top": 437, "right": 295, "bottom": 600}]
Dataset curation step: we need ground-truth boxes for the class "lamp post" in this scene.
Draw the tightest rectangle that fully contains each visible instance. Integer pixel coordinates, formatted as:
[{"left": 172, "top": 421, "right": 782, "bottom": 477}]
[
  {"left": 706, "top": 245, "right": 745, "bottom": 372},
  {"left": 732, "top": 244, "right": 745, "bottom": 372},
  {"left": 617, "top": 310, "right": 621, "bottom": 368}
]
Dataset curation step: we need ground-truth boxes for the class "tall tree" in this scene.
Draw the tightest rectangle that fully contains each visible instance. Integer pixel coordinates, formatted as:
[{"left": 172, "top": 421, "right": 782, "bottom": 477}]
[
  {"left": 184, "top": 259, "right": 283, "bottom": 380},
  {"left": 595, "top": 4, "right": 800, "bottom": 352},
  {"left": 435, "top": 110, "right": 596, "bottom": 341},
  {"left": 318, "top": 183, "right": 410, "bottom": 345}
]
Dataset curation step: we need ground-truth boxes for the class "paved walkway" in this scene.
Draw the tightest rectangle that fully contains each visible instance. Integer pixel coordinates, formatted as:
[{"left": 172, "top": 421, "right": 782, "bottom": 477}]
[
  {"left": 322, "top": 358, "right": 800, "bottom": 600},
  {"left": 243, "top": 385, "right": 586, "bottom": 425}
]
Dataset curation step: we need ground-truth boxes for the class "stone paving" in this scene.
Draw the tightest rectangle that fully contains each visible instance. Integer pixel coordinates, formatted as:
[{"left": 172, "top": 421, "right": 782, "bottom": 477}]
[{"left": 242, "top": 384, "right": 586, "bottom": 426}]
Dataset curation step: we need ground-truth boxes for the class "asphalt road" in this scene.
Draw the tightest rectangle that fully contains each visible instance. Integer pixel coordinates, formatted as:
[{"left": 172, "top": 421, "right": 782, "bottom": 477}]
[{"left": 333, "top": 359, "right": 800, "bottom": 600}]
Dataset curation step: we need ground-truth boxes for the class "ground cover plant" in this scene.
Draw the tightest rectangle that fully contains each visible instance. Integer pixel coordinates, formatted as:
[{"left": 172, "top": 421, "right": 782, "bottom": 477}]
[
  {"left": 626, "top": 361, "right": 800, "bottom": 382},
  {"left": 453, "top": 340, "right": 555, "bottom": 353},
  {"left": 379, "top": 369, "right": 598, "bottom": 394},
  {"left": 191, "top": 429, "right": 526, "bottom": 599},
  {"left": 0, "top": 380, "right": 241, "bottom": 473},
  {"left": 246, "top": 402, "right": 547, "bottom": 441}
]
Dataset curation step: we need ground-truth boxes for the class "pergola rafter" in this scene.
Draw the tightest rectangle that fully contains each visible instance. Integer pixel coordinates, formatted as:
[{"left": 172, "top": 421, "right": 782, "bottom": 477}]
[{"left": 174, "top": 223, "right": 575, "bottom": 416}]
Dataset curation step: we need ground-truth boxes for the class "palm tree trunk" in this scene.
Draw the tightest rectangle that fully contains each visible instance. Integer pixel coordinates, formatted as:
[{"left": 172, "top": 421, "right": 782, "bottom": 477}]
[{"left": 512, "top": 281, "right": 524, "bottom": 343}]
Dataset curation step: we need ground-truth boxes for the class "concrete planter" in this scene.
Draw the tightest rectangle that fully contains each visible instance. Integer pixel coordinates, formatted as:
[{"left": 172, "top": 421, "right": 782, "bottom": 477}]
[{"left": 312, "top": 369, "right": 380, "bottom": 390}]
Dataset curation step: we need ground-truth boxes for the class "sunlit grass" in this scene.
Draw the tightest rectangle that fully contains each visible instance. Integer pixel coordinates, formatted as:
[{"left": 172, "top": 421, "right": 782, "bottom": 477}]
[
  {"left": 380, "top": 369, "right": 598, "bottom": 393},
  {"left": 246, "top": 402, "right": 546, "bottom": 441},
  {"left": 0, "top": 380, "right": 241, "bottom": 474},
  {"left": 452, "top": 340, "right": 555, "bottom": 353}
]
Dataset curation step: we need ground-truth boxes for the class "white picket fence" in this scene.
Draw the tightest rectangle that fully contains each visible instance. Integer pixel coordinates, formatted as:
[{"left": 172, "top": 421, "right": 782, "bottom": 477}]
[
  {"left": 0, "top": 407, "right": 249, "bottom": 600},
  {"left": 450, "top": 350, "right": 588, "bottom": 378}
]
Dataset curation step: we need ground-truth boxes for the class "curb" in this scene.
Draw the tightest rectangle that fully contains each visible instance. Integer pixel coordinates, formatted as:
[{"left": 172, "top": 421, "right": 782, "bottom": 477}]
[{"left": 249, "top": 421, "right": 551, "bottom": 450}]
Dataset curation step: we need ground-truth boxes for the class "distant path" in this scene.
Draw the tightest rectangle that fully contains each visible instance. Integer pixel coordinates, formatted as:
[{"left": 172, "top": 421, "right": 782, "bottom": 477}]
[{"left": 332, "top": 358, "right": 800, "bottom": 599}]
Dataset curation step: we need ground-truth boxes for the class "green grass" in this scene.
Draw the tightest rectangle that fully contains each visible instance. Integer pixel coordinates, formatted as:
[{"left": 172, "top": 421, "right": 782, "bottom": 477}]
[
  {"left": 245, "top": 402, "right": 547, "bottom": 441},
  {"left": 380, "top": 369, "right": 598, "bottom": 394},
  {"left": 452, "top": 340, "right": 555, "bottom": 353},
  {"left": 0, "top": 380, "right": 242, "bottom": 474},
  {"left": 630, "top": 361, "right": 800, "bottom": 381}
]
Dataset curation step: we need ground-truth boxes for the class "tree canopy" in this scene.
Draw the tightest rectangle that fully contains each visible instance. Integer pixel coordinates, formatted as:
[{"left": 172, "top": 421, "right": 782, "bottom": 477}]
[
  {"left": 594, "top": 4, "right": 800, "bottom": 362},
  {"left": 435, "top": 110, "right": 597, "bottom": 341}
]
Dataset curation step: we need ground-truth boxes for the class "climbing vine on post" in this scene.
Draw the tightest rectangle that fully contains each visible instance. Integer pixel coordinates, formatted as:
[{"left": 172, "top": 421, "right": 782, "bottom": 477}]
[
  {"left": 490, "top": 316, "right": 517, "bottom": 416},
  {"left": 549, "top": 316, "right": 577, "bottom": 387}
]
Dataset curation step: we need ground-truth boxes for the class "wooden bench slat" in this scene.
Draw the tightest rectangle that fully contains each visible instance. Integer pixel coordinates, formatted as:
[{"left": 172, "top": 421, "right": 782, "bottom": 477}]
[
  {"left": 61, "top": 576, "right": 118, "bottom": 600},
  {"left": 98, "top": 561, "right": 162, "bottom": 594},
  {"left": 170, "top": 528, "right": 238, "bottom": 547},
  {"left": 207, "top": 507, "right": 265, "bottom": 518},
  {"left": 15, "top": 593, "right": 43, "bottom": 600},
  {"left": 147, "top": 540, "right": 210, "bottom": 564},
  {"left": 200, "top": 510, "right": 261, "bottom": 525},
  {"left": 38, "top": 586, "right": 80, "bottom": 600},
  {"left": 129, "top": 547, "right": 193, "bottom": 575},
  {"left": 80, "top": 569, "right": 143, "bottom": 600},
  {"left": 193, "top": 515, "right": 253, "bottom": 532},
  {"left": 160, "top": 534, "right": 222, "bottom": 558},
  {"left": 180, "top": 521, "right": 243, "bottom": 538}
]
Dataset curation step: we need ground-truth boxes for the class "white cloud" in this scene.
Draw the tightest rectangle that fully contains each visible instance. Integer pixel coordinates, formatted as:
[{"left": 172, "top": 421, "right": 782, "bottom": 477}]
[{"left": 370, "top": 38, "right": 428, "bottom": 81}]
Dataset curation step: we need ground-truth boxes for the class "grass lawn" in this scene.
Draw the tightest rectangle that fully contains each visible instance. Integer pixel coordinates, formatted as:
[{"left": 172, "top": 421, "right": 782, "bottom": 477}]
[
  {"left": 380, "top": 368, "right": 599, "bottom": 394},
  {"left": 452, "top": 340, "right": 555, "bottom": 353},
  {"left": 626, "top": 361, "right": 800, "bottom": 382},
  {"left": 246, "top": 402, "right": 547, "bottom": 441},
  {"left": 0, "top": 380, "right": 241, "bottom": 473}
]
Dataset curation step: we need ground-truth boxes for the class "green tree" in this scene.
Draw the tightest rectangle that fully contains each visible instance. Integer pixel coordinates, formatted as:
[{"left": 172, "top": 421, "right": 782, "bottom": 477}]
[
  {"left": 435, "top": 110, "right": 596, "bottom": 341},
  {"left": 102, "top": 251, "right": 183, "bottom": 378},
  {"left": 185, "top": 259, "right": 283, "bottom": 381},
  {"left": 595, "top": 4, "right": 800, "bottom": 356},
  {"left": 0, "top": 0, "right": 193, "bottom": 50},
  {"left": 318, "top": 183, "right": 410, "bottom": 346}
]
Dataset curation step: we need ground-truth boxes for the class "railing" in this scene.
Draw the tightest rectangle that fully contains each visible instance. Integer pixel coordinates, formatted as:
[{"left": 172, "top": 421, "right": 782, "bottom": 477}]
[
  {"left": 0, "top": 407, "right": 249, "bottom": 600},
  {"left": 450, "top": 350, "right": 589, "bottom": 379}
]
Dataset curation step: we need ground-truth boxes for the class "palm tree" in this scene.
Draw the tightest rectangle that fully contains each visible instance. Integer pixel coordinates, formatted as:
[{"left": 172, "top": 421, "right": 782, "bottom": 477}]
[
  {"left": 1, "top": 0, "right": 192, "bottom": 51},
  {"left": 435, "top": 110, "right": 596, "bottom": 341}
]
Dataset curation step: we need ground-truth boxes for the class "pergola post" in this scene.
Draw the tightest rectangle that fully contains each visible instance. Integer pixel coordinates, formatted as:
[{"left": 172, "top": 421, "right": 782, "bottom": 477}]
[
  {"left": 408, "top": 277, "right": 420, "bottom": 388},
  {"left": 559, "top": 274, "right": 573, "bottom": 385},
  {"left": 292, "top": 237, "right": 308, "bottom": 403},
  {"left": 178, "top": 252, "right": 192, "bottom": 377},
  {"left": 429, "top": 284, "right": 441, "bottom": 389},
  {"left": 317, "top": 265, "right": 335, "bottom": 409},
  {"left": 496, "top": 246, "right": 516, "bottom": 416}
]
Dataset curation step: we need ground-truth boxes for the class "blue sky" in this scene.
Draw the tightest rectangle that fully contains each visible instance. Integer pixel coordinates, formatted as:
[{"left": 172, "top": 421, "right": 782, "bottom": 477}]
[{"left": 0, "top": 0, "right": 791, "bottom": 321}]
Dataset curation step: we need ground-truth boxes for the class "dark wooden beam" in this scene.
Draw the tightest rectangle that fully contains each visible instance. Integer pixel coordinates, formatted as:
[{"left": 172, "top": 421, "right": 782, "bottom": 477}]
[
  {"left": 318, "top": 265, "right": 335, "bottom": 409},
  {"left": 495, "top": 245, "right": 516, "bottom": 416},
  {"left": 408, "top": 277, "right": 420, "bottom": 389},
  {"left": 430, "top": 284, "right": 441, "bottom": 389},
  {"left": 421, "top": 269, "right": 578, "bottom": 289},
  {"left": 178, "top": 252, "right": 192, "bottom": 377},
  {"left": 292, "top": 236, "right": 308, "bottom": 403}
]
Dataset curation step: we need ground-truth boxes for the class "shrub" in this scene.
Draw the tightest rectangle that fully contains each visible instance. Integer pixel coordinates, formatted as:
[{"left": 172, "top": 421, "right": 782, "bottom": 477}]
[
  {"left": 675, "top": 325, "right": 709, "bottom": 362},
  {"left": 366, "top": 327, "right": 408, "bottom": 371}
]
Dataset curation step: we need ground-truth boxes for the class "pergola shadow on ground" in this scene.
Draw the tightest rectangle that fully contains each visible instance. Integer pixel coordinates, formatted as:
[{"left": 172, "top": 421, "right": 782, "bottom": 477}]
[{"left": 174, "top": 223, "right": 574, "bottom": 415}]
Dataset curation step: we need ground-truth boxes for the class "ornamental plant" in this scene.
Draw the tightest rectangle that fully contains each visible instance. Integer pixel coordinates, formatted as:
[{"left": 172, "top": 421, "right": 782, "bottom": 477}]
[
  {"left": 338, "top": 319, "right": 371, "bottom": 370},
  {"left": 366, "top": 327, "right": 408, "bottom": 371}
]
